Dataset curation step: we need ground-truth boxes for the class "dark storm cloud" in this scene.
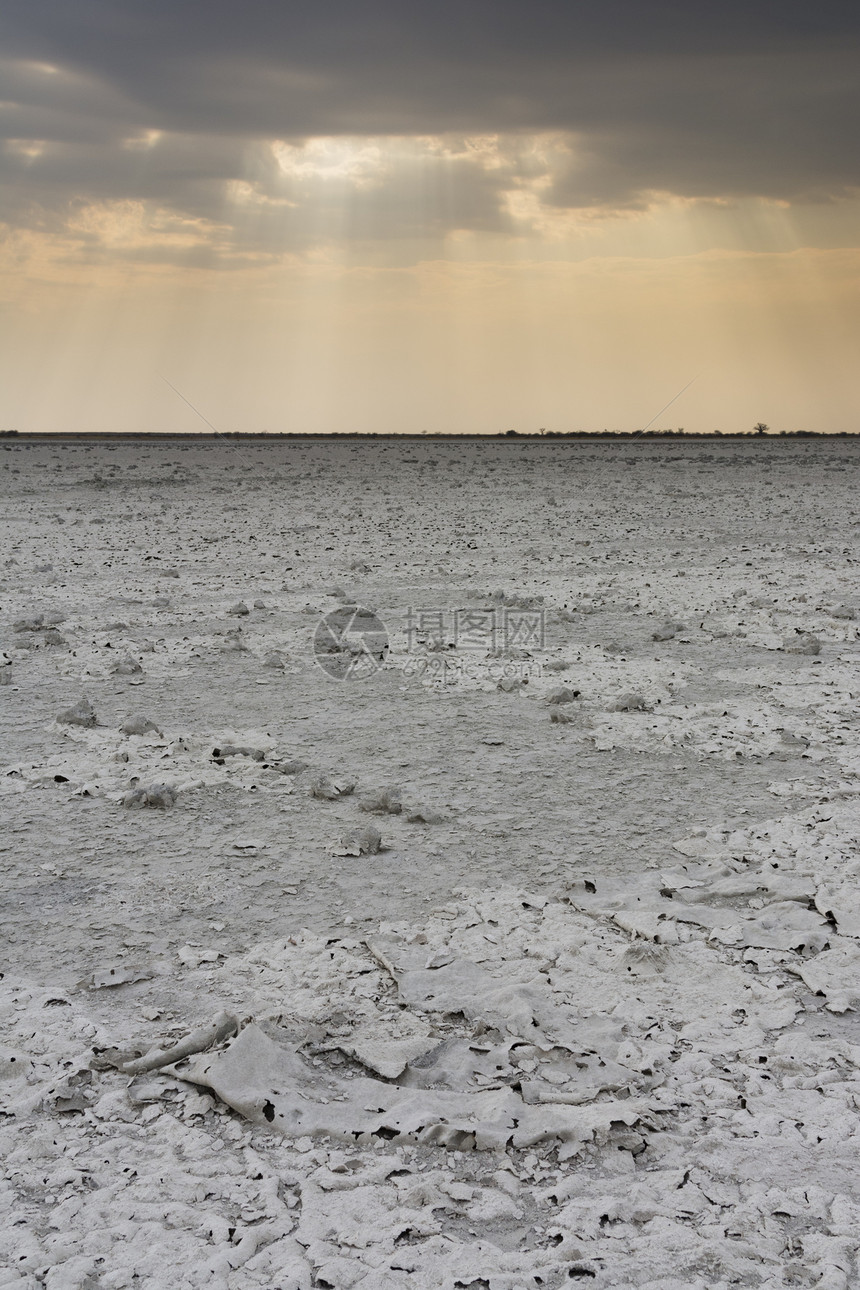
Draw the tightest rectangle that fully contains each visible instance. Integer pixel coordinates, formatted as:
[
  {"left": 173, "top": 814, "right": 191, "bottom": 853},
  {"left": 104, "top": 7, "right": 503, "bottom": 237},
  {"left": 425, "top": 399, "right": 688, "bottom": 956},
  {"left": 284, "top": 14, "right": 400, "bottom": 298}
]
[{"left": 1, "top": 1, "right": 858, "bottom": 253}]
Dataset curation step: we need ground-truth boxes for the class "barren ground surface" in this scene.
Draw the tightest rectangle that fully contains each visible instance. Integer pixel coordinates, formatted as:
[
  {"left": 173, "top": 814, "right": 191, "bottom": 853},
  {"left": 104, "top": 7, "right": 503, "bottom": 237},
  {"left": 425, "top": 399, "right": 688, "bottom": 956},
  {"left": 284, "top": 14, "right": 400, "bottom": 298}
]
[{"left": 2, "top": 436, "right": 860, "bottom": 1289}]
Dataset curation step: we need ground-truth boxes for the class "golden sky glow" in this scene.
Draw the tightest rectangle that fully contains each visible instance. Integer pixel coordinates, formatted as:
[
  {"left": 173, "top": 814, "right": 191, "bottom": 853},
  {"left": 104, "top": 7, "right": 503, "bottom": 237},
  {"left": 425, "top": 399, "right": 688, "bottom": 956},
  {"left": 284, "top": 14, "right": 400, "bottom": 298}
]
[{"left": 1, "top": 4, "right": 859, "bottom": 433}]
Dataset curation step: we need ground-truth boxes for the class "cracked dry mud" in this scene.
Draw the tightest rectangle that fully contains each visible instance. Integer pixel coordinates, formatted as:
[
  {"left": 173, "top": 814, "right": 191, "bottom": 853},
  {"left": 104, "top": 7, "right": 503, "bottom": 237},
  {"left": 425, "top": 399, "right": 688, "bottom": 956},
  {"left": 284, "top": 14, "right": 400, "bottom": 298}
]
[{"left": 2, "top": 435, "right": 860, "bottom": 1289}]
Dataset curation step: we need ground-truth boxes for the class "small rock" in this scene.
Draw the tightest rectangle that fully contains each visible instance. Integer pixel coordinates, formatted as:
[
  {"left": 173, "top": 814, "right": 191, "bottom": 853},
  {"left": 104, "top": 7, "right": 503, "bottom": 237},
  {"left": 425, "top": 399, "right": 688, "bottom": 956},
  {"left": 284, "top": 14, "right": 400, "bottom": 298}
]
[
  {"left": 262, "top": 651, "right": 287, "bottom": 669},
  {"left": 120, "top": 715, "right": 162, "bottom": 737},
  {"left": 405, "top": 805, "right": 446, "bottom": 824},
  {"left": 90, "top": 965, "right": 154, "bottom": 989},
  {"left": 610, "top": 691, "right": 649, "bottom": 712},
  {"left": 358, "top": 786, "right": 403, "bottom": 815},
  {"left": 121, "top": 782, "right": 176, "bottom": 809},
  {"left": 112, "top": 655, "right": 143, "bottom": 675},
  {"left": 227, "top": 601, "right": 250, "bottom": 616},
  {"left": 783, "top": 633, "right": 821, "bottom": 655},
  {"left": 273, "top": 758, "right": 309, "bottom": 775},
  {"left": 652, "top": 623, "right": 677, "bottom": 641},
  {"left": 334, "top": 825, "right": 382, "bottom": 856},
  {"left": 550, "top": 708, "right": 576, "bottom": 724},
  {"left": 307, "top": 773, "right": 356, "bottom": 800},
  {"left": 219, "top": 629, "right": 248, "bottom": 652},
  {"left": 253, "top": 599, "right": 266, "bottom": 609},
  {"left": 212, "top": 744, "right": 266, "bottom": 762},
  {"left": 58, "top": 697, "right": 98, "bottom": 727},
  {"left": 14, "top": 610, "right": 66, "bottom": 632},
  {"left": 547, "top": 687, "right": 580, "bottom": 705}
]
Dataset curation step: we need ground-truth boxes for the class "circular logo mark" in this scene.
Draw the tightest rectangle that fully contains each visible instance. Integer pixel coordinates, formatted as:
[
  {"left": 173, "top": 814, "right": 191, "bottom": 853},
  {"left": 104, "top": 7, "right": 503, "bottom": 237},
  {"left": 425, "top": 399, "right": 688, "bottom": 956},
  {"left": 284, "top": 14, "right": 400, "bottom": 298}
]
[{"left": 313, "top": 604, "right": 389, "bottom": 680}]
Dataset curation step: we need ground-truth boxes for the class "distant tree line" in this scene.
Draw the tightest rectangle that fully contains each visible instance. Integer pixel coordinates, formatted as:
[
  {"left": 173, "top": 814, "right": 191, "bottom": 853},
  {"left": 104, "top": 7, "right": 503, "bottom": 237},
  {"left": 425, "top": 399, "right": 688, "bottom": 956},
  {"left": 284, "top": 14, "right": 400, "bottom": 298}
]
[{"left": 504, "top": 427, "right": 849, "bottom": 438}]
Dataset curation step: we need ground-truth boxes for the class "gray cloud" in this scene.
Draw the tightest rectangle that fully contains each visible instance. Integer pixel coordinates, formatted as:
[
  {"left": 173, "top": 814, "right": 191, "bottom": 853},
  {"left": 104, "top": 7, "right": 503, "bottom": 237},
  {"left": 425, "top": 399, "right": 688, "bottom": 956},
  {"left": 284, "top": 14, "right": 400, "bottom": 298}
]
[{"left": 1, "top": 2, "right": 858, "bottom": 260}]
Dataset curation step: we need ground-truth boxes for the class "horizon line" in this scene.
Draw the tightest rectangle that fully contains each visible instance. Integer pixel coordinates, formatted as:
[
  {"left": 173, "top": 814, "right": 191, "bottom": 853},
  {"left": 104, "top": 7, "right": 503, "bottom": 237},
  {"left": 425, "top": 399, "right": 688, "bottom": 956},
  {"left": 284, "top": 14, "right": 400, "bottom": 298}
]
[{"left": 2, "top": 430, "right": 857, "bottom": 443}]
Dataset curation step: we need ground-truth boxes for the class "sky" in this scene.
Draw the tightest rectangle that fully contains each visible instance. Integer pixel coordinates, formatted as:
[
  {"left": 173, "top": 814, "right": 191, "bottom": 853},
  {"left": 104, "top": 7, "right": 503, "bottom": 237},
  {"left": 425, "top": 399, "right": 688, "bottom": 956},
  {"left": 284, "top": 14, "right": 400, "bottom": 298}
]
[{"left": 1, "top": 1, "right": 859, "bottom": 435}]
